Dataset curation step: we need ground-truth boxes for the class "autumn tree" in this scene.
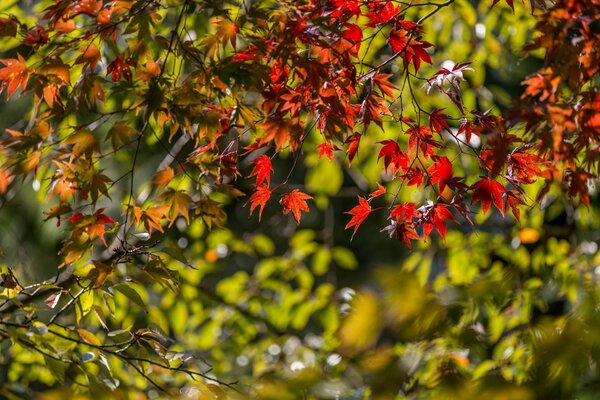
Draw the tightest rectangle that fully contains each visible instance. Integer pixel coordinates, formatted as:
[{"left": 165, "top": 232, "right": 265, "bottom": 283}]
[{"left": 0, "top": 0, "right": 599, "bottom": 398}]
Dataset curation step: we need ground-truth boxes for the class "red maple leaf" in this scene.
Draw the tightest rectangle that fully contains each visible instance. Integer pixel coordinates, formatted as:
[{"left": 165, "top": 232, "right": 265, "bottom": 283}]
[
  {"left": 106, "top": 55, "right": 133, "bottom": 81},
  {"left": 429, "top": 108, "right": 450, "bottom": 135},
  {"left": 565, "top": 169, "right": 592, "bottom": 207},
  {"left": 378, "top": 140, "right": 408, "bottom": 174},
  {"left": 471, "top": 177, "right": 506, "bottom": 215},
  {"left": 345, "top": 196, "right": 372, "bottom": 239},
  {"left": 381, "top": 220, "right": 420, "bottom": 248},
  {"left": 23, "top": 26, "right": 48, "bottom": 48},
  {"left": 457, "top": 118, "right": 477, "bottom": 144},
  {"left": 507, "top": 148, "right": 551, "bottom": 184},
  {"left": 317, "top": 142, "right": 338, "bottom": 160},
  {"left": 368, "top": 183, "right": 387, "bottom": 200},
  {"left": 280, "top": 189, "right": 312, "bottom": 224},
  {"left": 389, "top": 203, "right": 420, "bottom": 222},
  {"left": 399, "top": 167, "right": 424, "bottom": 187},
  {"left": 405, "top": 126, "right": 439, "bottom": 159},
  {"left": 427, "top": 156, "right": 453, "bottom": 193},
  {"left": 247, "top": 185, "right": 271, "bottom": 221},
  {"left": 365, "top": 1, "right": 400, "bottom": 27},
  {"left": 345, "top": 133, "right": 361, "bottom": 165},
  {"left": 248, "top": 155, "right": 273, "bottom": 186},
  {"left": 503, "top": 190, "right": 526, "bottom": 223},
  {"left": 388, "top": 27, "right": 432, "bottom": 71},
  {"left": 423, "top": 203, "right": 455, "bottom": 240}
]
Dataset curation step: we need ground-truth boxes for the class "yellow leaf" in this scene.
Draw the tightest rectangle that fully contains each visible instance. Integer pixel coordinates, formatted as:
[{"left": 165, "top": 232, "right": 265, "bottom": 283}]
[
  {"left": 338, "top": 291, "right": 382, "bottom": 355},
  {"left": 77, "top": 328, "right": 101, "bottom": 346},
  {"left": 105, "top": 121, "right": 137, "bottom": 150}
]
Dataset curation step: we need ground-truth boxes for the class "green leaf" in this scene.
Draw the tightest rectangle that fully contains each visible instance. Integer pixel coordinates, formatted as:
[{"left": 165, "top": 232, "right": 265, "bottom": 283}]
[
  {"left": 76, "top": 290, "right": 94, "bottom": 323},
  {"left": 312, "top": 247, "right": 331, "bottom": 276},
  {"left": 44, "top": 356, "right": 67, "bottom": 383},
  {"left": 332, "top": 247, "right": 358, "bottom": 270},
  {"left": 113, "top": 284, "right": 147, "bottom": 311}
]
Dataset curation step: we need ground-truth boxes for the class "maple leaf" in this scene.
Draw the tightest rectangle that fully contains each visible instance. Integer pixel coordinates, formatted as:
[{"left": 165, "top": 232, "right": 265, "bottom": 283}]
[
  {"left": 75, "top": 43, "right": 101, "bottom": 73},
  {"left": 107, "top": 55, "right": 133, "bottom": 81},
  {"left": 378, "top": 140, "right": 408, "bottom": 174},
  {"left": 339, "top": 23, "right": 362, "bottom": 55},
  {"left": 405, "top": 126, "right": 439, "bottom": 159},
  {"left": 565, "top": 169, "right": 592, "bottom": 207},
  {"left": 480, "top": 131, "right": 521, "bottom": 178},
  {"left": 381, "top": 220, "right": 420, "bottom": 249},
  {"left": 248, "top": 155, "right": 273, "bottom": 186},
  {"left": 423, "top": 204, "right": 455, "bottom": 240},
  {"left": 211, "top": 16, "right": 239, "bottom": 48},
  {"left": 471, "top": 177, "right": 506, "bottom": 215},
  {"left": 279, "top": 89, "right": 303, "bottom": 117},
  {"left": 71, "top": 0, "right": 103, "bottom": 17},
  {"left": 68, "top": 208, "right": 116, "bottom": 246},
  {"left": 372, "top": 73, "right": 397, "bottom": 98},
  {"left": 258, "top": 116, "right": 304, "bottom": 151},
  {"left": 247, "top": 185, "right": 271, "bottom": 221},
  {"left": 429, "top": 109, "right": 450, "bottom": 135},
  {"left": 507, "top": 148, "right": 551, "bottom": 184},
  {"left": 152, "top": 166, "right": 174, "bottom": 189},
  {"left": 0, "top": 16, "right": 18, "bottom": 37},
  {"left": 368, "top": 183, "right": 387, "bottom": 200},
  {"left": 386, "top": 203, "right": 422, "bottom": 247},
  {"left": 23, "top": 26, "right": 48, "bottom": 48},
  {"left": 400, "top": 167, "right": 425, "bottom": 187},
  {"left": 105, "top": 120, "right": 138, "bottom": 150},
  {"left": 388, "top": 28, "right": 432, "bottom": 71},
  {"left": 361, "top": 95, "right": 392, "bottom": 128},
  {"left": 389, "top": 203, "right": 420, "bottom": 222},
  {"left": 317, "top": 142, "right": 338, "bottom": 160},
  {"left": 388, "top": 27, "right": 409, "bottom": 54},
  {"left": 427, "top": 156, "right": 453, "bottom": 193},
  {"left": 88, "top": 172, "right": 112, "bottom": 203},
  {"left": 0, "top": 54, "right": 29, "bottom": 98},
  {"left": 345, "top": 133, "right": 361, "bottom": 166},
  {"left": 365, "top": 1, "right": 400, "bottom": 27},
  {"left": 503, "top": 190, "right": 526, "bottom": 223},
  {"left": 457, "top": 118, "right": 477, "bottom": 144},
  {"left": 345, "top": 196, "right": 372, "bottom": 239},
  {"left": 280, "top": 189, "right": 312, "bottom": 224},
  {"left": 158, "top": 189, "right": 193, "bottom": 226},
  {"left": 132, "top": 205, "right": 169, "bottom": 234}
]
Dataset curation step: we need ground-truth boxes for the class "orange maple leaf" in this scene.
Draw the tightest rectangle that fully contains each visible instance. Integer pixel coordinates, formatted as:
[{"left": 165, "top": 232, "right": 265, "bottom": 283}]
[
  {"left": 0, "top": 54, "right": 29, "bottom": 98},
  {"left": 75, "top": 43, "right": 101, "bottom": 73},
  {"left": 280, "top": 189, "right": 312, "bottom": 224},
  {"left": 152, "top": 166, "right": 174, "bottom": 189}
]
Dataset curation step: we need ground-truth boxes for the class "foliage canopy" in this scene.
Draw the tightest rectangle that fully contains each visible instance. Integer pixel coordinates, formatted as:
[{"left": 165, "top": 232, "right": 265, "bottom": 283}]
[{"left": 0, "top": 0, "right": 599, "bottom": 398}]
